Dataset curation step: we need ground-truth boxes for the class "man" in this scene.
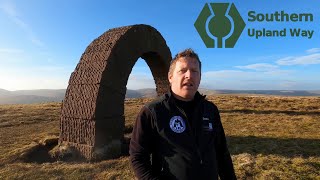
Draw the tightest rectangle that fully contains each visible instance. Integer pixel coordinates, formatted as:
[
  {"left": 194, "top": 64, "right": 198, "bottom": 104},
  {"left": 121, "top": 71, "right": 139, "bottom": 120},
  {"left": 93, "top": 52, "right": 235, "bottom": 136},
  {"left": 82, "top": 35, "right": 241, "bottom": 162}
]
[{"left": 129, "top": 49, "right": 236, "bottom": 180}]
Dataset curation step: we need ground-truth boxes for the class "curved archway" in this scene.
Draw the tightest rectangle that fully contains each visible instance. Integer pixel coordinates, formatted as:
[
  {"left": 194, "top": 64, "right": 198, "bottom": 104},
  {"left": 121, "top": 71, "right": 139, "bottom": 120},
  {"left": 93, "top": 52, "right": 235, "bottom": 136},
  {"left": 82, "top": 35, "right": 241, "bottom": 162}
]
[{"left": 59, "top": 24, "right": 171, "bottom": 160}]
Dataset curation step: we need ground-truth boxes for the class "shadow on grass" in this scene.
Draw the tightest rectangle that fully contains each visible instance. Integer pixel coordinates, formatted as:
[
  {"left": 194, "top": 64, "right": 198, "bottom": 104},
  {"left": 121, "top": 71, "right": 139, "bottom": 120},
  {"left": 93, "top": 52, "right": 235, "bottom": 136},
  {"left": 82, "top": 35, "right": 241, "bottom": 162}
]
[
  {"left": 220, "top": 109, "right": 320, "bottom": 116},
  {"left": 227, "top": 136, "right": 320, "bottom": 158}
]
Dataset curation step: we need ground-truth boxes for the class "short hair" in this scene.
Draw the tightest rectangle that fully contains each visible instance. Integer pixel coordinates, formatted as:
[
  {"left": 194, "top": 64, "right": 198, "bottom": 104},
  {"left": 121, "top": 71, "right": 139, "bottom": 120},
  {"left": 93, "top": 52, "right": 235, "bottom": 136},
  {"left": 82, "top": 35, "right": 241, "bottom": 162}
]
[{"left": 168, "top": 48, "right": 202, "bottom": 77}]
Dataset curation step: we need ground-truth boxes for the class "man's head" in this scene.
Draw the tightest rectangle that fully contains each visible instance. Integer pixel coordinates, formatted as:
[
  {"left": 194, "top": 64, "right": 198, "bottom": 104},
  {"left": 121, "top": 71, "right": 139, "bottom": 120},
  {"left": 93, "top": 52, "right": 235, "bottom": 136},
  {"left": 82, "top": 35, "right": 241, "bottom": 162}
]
[{"left": 168, "top": 48, "right": 201, "bottom": 101}]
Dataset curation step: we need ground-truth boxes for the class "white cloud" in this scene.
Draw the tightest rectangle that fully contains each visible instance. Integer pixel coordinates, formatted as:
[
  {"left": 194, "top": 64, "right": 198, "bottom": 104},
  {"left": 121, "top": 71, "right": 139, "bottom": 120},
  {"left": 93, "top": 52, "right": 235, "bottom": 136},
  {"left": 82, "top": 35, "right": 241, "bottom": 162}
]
[
  {"left": 0, "top": 1, "right": 17, "bottom": 17},
  {"left": 263, "top": 70, "right": 293, "bottom": 76},
  {"left": 279, "top": 81, "right": 299, "bottom": 89},
  {"left": 0, "top": 75, "right": 68, "bottom": 91},
  {"left": 0, "top": 48, "right": 23, "bottom": 54},
  {"left": 0, "top": 65, "right": 154, "bottom": 90},
  {"left": 306, "top": 48, "right": 320, "bottom": 54},
  {"left": 203, "top": 70, "right": 254, "bottom": 78},
  {"left": 276, "top": 53, "right": 320, "bottom": 65},
  {"left": 0, "top": 48, "right": 26, "bottom": 64},
  {"left": 0, "top": 65, "right": 72, "bottom": 90},
  {"left": 229, "top": 51, "right": 319, "bottom": 89},
  {"left": 201, "top": 70, "right": 300, "bottom": 90},
  {"left": 203, "top": 70, "right": 291, "bottom": 80},
  {"left": 0, "top": 48, "right": 50, "bottom": 65},
  {"left": 247, "top": 55, "right": 283, "bottom": 61},
  {"left": 0, "top": 1, "right": 44, "bottom": 47},
  {"left": 235, "top": 63, "right": 278, "bottom": 71}
]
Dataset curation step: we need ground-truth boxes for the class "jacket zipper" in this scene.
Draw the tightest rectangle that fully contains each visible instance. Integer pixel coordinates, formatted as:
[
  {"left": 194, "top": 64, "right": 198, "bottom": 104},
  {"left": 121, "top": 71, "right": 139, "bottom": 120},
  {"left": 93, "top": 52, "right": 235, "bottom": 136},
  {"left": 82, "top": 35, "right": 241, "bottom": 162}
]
[{"left": 176, "top": 106, "right": 203, "bottom": 165}]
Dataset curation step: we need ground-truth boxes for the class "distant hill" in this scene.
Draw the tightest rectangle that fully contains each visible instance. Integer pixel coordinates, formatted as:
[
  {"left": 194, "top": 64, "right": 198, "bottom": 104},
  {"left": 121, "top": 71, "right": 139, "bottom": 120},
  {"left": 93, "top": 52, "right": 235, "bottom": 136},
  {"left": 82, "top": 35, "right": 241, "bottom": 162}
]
[
  {"left": 0, "top": 88, "right": 319, "bottom": 104},
  {"left": 0, "top": 95, "right": 62, "bottom": 104},
  {"left": 125, "top": 89, "right": 143, "bottom": 98},
  {"left": 309, "top": 90, "right": 320, "bottom": 95},
  {"left": 12, "top": 89, "right": 66, "bottom": 98},
  {"left": 0, "top": 89, "right": 66, "bottom": 105},
  {"left": 211, "top": 90, "right": 320, "bottom": 96},
  {"left": 127, "top": 88, "right": 157, "bottom": 98},
  {"left": 0, "top": 88, "right": 11, "bottom": 96}
]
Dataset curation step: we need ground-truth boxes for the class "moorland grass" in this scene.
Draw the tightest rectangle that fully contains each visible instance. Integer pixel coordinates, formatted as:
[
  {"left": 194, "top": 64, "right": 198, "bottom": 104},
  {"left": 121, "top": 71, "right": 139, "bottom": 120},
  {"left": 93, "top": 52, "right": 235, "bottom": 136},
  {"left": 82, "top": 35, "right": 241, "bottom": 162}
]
[{"left": 0, "top": 95, "right": 319, "bottom": 179}]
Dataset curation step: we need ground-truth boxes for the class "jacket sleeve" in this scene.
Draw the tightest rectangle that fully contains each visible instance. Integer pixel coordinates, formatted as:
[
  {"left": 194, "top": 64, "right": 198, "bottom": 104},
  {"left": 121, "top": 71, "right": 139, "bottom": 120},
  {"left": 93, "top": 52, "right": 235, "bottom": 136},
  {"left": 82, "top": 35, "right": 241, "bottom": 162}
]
[
  {"left": 214, "top": 107, "right": 237, "bottom": 180},
  {"left": 129, "top": 106, "right": 160, "bottom": 180}
]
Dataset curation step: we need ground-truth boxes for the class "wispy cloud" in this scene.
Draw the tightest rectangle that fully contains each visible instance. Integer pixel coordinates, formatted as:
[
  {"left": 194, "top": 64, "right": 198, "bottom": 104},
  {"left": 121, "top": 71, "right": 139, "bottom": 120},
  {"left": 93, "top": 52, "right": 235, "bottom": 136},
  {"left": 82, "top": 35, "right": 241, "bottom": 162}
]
[
  {"left": 0, "top": 1, "right": 44, "bottom": 47},
  {"left": 235, "top": 63, "right": 278, "bottom": 71},
  {"left": 306, "top": 48, "right": 320, "bottom": 54},
  {"left": 201, "top": 69, "right": 298, "bottom": 90},
  {"left": 0, "top": 48, "right": 26, "bottom": 64},
  {"left": 263, "top": 70, "right": 293, "bottom": 76},
  {"left": 0, "top": 48, "right": 23, "bottom": 53},
  {"left": 280, "top": 81, "right": 299, "bottom": 89},
  {"left": 203, "top": 70, "right": 291, "bottom": 80},
  {"left": 0, "top": 75, "right": 68, "bottom": 91},
  {"left": 197, "top": 48, "right": 320, "bottom": 90},
  {"left": 0, "top": 66, "right": 71, "bottom": 90},
  {"left": 0, "top": 1, "right": 17, "bottom": 16},
  {"left": 246, "top": 55, "right": 283, "bottom": 62},
  {"left": 276, "top": 53, "right": 320, "bottom": 65},
  {"left": 203, "top": 70, "right": 254, "bottom": 78}
]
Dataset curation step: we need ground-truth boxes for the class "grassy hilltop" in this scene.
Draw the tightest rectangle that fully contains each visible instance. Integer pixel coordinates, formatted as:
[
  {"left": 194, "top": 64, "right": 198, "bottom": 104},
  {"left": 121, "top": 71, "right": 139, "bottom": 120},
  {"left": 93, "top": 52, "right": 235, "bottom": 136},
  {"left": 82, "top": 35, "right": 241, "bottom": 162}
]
[{"left": 0, "top": 95, "right": 319, "bottom": 179}]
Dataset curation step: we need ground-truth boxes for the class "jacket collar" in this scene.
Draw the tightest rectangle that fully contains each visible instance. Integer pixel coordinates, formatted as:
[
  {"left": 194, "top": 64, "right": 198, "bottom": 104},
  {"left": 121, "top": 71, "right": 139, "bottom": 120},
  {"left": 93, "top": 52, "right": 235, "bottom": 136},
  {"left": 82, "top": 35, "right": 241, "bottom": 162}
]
[{"left": 165, "top": 89, "right": 206, "bottom": 105}]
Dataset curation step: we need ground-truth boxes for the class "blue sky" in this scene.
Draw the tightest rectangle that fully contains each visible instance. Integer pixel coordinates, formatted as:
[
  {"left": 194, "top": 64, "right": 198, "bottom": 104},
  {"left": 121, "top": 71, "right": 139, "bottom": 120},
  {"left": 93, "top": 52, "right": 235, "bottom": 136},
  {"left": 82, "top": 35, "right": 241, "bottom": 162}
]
[{"left": 0, "top": 0, "right": 319, "bottom": 91}]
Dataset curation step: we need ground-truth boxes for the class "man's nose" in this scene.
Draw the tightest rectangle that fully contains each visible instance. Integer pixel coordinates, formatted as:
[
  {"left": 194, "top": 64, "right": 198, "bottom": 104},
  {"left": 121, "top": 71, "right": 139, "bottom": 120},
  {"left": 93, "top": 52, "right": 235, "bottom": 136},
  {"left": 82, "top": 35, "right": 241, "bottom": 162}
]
[{"left": 185, "top": 70, "right": 192, "bottom": 79}]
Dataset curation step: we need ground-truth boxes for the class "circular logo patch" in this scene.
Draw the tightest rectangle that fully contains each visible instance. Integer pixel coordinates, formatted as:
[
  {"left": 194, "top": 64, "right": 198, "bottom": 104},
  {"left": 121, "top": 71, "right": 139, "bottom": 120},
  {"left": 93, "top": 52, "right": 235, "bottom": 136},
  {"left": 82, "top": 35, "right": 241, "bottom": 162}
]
[{"left": 169, "top": 116, "right": 186, "bottom": 133}]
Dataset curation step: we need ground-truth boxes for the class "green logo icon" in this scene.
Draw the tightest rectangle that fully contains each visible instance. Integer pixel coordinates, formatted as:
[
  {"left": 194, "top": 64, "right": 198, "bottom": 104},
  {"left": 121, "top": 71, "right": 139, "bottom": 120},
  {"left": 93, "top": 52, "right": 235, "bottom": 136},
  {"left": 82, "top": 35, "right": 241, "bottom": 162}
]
[{"left": 194, "top": 3, "right": 246, "bottom": 48}]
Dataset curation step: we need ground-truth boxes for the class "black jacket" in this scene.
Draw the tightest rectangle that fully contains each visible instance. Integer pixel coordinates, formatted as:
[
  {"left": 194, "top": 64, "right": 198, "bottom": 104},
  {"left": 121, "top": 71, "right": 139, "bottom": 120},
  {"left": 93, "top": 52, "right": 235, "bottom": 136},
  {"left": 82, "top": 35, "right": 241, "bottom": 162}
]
[{"left": 129, "top": 91, "right": 236, "bottom": 180}]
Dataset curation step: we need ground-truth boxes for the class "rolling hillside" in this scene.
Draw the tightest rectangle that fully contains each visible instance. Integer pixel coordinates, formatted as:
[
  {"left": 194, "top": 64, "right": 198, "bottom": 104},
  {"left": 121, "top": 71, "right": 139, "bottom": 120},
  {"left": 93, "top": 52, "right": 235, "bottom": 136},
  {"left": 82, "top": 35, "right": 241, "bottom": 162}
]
[{"left": 0, "top": 88, "right": 319, "bottom": 104}]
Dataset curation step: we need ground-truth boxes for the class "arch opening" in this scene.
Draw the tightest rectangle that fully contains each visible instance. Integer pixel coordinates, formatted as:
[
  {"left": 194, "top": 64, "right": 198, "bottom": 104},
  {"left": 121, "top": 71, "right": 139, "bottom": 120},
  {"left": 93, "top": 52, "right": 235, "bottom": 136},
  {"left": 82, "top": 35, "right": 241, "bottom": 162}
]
[{"left": 126, "top": 57, "right": 156, "bottom": 94}]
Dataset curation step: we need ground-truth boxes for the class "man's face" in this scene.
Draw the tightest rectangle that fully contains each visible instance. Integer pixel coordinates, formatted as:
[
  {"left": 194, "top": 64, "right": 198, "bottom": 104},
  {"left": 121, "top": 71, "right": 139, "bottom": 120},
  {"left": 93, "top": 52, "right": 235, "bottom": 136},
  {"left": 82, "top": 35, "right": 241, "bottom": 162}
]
[{"left": 169, "top": 57, "right": 201, "bottom": 101}]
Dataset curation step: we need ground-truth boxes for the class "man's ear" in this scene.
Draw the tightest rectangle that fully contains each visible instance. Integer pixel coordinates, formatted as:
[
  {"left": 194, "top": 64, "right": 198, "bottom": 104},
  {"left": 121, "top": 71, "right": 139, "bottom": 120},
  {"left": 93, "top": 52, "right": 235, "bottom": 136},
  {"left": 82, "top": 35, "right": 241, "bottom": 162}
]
[{"left": 168, "top": 73, "right": 172, "bottom": 84}]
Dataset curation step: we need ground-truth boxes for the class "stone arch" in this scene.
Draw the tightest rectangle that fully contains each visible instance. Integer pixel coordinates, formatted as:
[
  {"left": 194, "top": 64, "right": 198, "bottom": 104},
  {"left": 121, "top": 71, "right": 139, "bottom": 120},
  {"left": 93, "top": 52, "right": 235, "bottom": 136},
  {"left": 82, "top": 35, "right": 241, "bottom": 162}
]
[{"left": 59, "top": 24, "right": 171, "bottom": 160}]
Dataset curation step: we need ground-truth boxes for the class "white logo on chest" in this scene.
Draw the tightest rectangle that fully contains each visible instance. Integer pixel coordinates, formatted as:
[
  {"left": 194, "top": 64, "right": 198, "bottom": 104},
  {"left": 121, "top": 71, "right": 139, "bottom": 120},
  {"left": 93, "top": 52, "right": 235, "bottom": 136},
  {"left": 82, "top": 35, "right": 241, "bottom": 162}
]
[{"left": 169, "top": 116, "right": 186, "bottom": 133}]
